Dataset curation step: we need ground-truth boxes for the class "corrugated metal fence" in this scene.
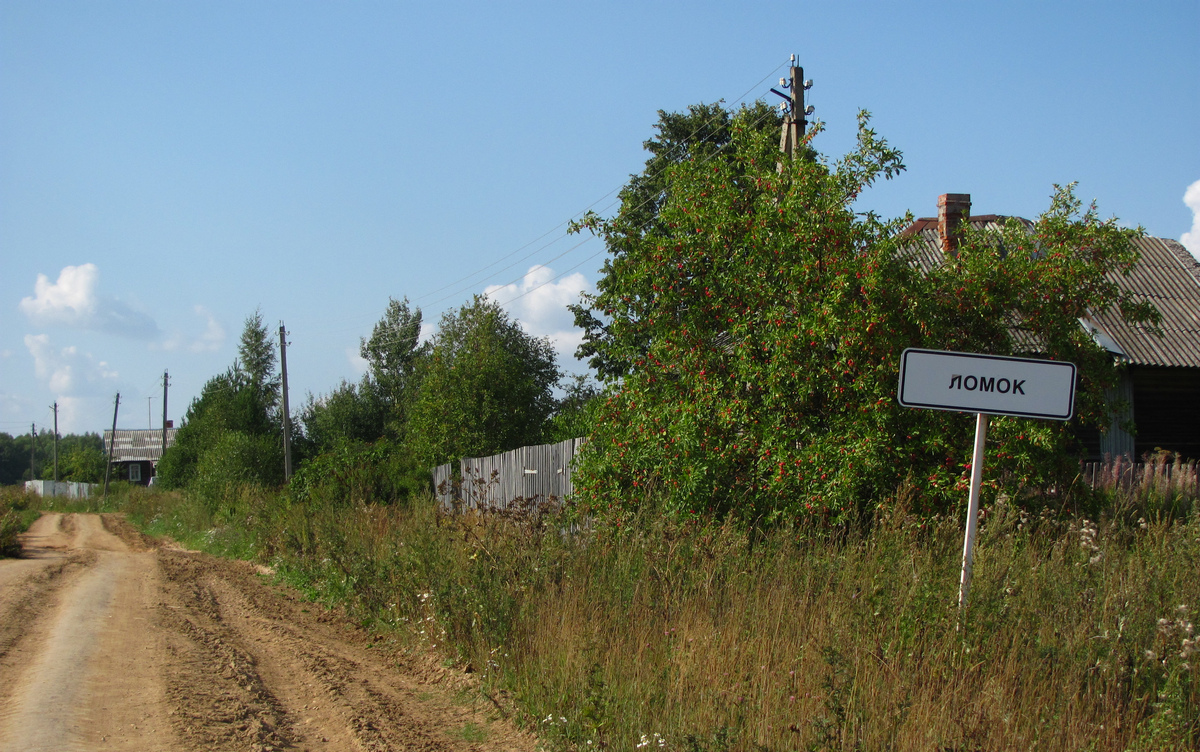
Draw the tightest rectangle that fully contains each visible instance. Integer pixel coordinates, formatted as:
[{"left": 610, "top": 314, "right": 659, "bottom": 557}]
[
  {"left": 432, "top": 437, "right": 586, "bottom": 511},
  {"left": 24, "top": 480, "right": 97, "bottom": 498}
]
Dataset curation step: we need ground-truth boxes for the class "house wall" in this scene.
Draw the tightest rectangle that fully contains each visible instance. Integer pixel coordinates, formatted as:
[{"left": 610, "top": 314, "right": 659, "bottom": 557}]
[
  {"left": 1131, "top": 366, "right": 1200, "bottom": 460},
  {"left": 115, "top": 460, "right": 155, "bottom": 485},
  {"left": 1100, "top": 373, "right": 1135, "bottom": 459}
]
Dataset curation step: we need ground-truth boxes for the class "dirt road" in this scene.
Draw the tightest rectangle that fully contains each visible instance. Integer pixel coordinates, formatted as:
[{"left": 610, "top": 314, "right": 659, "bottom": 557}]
[{"left": 0, "top": 513, "right": 537, "bottom": 752}]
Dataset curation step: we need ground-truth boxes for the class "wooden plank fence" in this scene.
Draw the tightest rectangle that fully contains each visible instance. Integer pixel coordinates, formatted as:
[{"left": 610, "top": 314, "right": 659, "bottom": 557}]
[
  {"left": 432, "top": 437, "right": 587, "bottom": 512},
  {"left": 1080, "top": 456, "right": 1199, "bottom": 497}
]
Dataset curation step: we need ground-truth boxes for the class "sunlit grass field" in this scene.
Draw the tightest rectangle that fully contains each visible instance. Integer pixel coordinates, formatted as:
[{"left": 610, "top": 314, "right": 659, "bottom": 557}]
[{"left": 14, "top": 460, "right": 1197, "bottom": 751}]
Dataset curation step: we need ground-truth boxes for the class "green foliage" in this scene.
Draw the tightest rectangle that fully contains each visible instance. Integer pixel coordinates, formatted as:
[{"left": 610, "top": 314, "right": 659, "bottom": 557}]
[
  {"left": 190, "top": 430, "right": 283, "bottom": 516},
  {"left": 0, "top": 433, "right": 27, "bottom": 485},
  {"left": 359, "top": 296, "right": 429, "bottom": 438},
  {"left": 58, "top": 444, "right": 107, "bottom": 483},
  {"left": 571, "top": 106, "right": 1157, "bottom": 524},
  {"left": 0, "top": 487, "right": 40, "bottom": 557},
  {"left": 298, "top": 378, "right": 389, "bottom": 456},
  {"left": 287, "top": 439, "right": 428, "bottom": 508},
  {"left": 239, "top": 308, "right": 281, "bottom": 412},
  {"left": 547, "top": 374, "right": 601, "bottom": 443},
  {"left": 158, "top": 311, "right": 283, "bottom": 490},
  {"left": 406, "top": 296, "right": 559, "bottom": 467},
  {"left": 0, "top": 431, "right": 105, "bottom": 485},
  {"left": 571, "top": 101, "right": 783, "bottom": 380},
  {"left": 158, "top": 369, "right": 274, "bottom": 488}
]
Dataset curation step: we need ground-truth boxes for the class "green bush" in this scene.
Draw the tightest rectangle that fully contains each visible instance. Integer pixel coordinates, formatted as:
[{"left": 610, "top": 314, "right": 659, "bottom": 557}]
[
  {"left": 288, "top": 439, "right": 428, "bottom": 509},
  {"left": 572, "top": 105, "right": 1157, "bottom": 526},
  {"left": 0, "top": 487, "right": 40, "bottom": 557},
  {"left": 190, "top": 430, "right": 283, "bottom": 520}
]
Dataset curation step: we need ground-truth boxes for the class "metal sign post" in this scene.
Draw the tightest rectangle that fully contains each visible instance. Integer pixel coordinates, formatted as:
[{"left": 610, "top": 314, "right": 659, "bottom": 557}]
[
  {"left": 897, "top": 349, "right": 1076, "bottom": 610},
  {"left": 960, "top": 412, "right": 988, "bottom": 610}
]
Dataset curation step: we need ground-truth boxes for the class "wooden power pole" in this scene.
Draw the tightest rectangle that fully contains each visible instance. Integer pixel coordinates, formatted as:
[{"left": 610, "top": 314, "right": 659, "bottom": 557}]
[
  {"left": 30, "top": 423, "right": 36, "bottom": 482},
  {"left": 103, "top": 393, "right": 120, "bottom": 498},
  {"left": 52, "top": 402, "right": 59, "bottom": 482},
  {"left": 773, "top": 55, "right": 813, "bottom": 158},
  {"left": 161, "top": 370, "right": 170, "bottom": 461},
  {"left": 279, "top": 324, "right": 293, "bottom": 482}
]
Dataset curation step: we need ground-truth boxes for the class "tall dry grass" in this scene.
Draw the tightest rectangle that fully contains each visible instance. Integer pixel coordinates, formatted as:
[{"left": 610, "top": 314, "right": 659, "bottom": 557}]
[{"left": 106, "top": 471, "right": 1199, "bottom": 751}]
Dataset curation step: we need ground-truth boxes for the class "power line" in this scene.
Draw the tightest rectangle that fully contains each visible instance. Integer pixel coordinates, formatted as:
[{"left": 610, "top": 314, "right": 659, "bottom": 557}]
[
  {"left": 338, "top": 97, "right": 789, "bottom": 359},
  {"left": 308, "top": 60, "right": 791, "bottom": 338},
  {"left": 427, "top": 235, "right": 597, "bottom": 308},
  {"left": 491, "top": 246, "right": 608, "bottom": 309},
  {"left": 410, "top": 77, "right": 788, "bottom": 310}
]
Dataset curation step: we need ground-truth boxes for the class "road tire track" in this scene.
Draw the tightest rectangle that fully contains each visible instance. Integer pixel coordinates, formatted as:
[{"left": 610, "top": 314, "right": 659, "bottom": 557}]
[{"left": 0, "top": 513, "right": 538, "bottom": 752}]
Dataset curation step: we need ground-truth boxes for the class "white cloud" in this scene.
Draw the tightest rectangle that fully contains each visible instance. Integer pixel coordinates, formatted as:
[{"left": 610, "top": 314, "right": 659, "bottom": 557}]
[
  {"left": 190, "top": 306, "right": 225, "bottom": 352},
  {"left": 19, "top": 263, "right": 159, "bottom": 339},
  {"left": 25, "top": 334, "right": 118, "bottom": 397},
  {"left": 1182, "top": 179, "right": 1200, "bottom": 258},
  {"left": 345, "top": 346, "right": 368, "bottom": 375},
  {"left": 159, "top": 305, "right": 226, "bottom": 352},
  {"left": 419, "top": 321, "right": 436, "bottom": 345},
  {"left": 484, "top": 265, "right": 593, "bottom": 363},
  {"left": 54, "top": 397, "right": 88, "bottom": 433}
]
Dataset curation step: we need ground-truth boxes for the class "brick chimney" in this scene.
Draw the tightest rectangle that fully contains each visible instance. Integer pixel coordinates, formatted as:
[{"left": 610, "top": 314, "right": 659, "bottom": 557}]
[{"left": 937, "top": 193, "right": 971, "bottom": 257}]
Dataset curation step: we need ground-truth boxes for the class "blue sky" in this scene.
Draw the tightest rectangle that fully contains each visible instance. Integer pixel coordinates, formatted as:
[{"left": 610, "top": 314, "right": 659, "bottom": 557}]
[{"left": 2, "top": 0, "right": 1198, "bottom": 435}]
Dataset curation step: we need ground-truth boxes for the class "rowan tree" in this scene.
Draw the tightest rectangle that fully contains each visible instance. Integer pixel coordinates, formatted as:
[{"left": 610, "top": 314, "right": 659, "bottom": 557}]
[
  {"left": 570, "top": 107, "right": 1157, "bottom": 525},
  {"left": 571, "top": 101, "right": 783, "bottom": 379}
]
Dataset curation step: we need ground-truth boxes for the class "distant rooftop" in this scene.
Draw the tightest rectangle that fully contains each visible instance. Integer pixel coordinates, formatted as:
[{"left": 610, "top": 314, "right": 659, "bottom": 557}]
[{"left": 103, "top": 428, "right": 180, "bottom": 463}]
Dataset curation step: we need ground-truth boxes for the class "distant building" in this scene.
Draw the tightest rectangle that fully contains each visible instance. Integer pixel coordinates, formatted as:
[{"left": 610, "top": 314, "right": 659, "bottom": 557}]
[
  {"left": 903, "top": 194, "right": 1200, "bottom": 460},
  {"left": 102, "top": 427, "right": 180, "bottom": 485}
]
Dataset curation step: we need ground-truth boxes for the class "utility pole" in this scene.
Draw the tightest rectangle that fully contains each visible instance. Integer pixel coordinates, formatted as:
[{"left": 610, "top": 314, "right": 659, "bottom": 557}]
[
  {"left": 161, "top": 370, "right": 170, "bottom": 461},
  {"left": 30, "top": 423, "right": 36, "bottom": 482},
  {"left": 772, "top": 55, "right": 813, "bottom": 159},
  {"left": 103, "top": 393, "right": 120, "bottom": 499},
  {"left": 278, "top": 323, "right": 293, "bottom": 482},
  {"left": 52, "top": 402, "right": 59, "bottom": 482}
]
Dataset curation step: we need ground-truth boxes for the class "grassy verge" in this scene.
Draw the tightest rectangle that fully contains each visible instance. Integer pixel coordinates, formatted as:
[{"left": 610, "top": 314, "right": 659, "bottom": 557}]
[
  {"left": 100, "top": 480, "right": 1198, "bottom": 751},
  {"left": 0, "top": 486, "right": 43, "bottom": 557}
]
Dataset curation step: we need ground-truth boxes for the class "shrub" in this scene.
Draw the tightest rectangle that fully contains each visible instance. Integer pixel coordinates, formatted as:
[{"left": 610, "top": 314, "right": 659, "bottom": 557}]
[
  {"left": 190, "top": 430, "right": 283, "bottom": 520},
  {"left": 287, "top": 439, "right": 429, "bottom": 509}
]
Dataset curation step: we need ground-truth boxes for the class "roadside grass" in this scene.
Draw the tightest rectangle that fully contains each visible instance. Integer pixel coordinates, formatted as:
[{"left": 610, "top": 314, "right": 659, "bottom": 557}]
[
  {"left": 104, "top": 474, "right": 1199, "bottom": 751},
  {"left": 116, "top": 483, "right": 264, "bottom": 560},
  {"left": 0, "top": 486, "right": 42, "bottom": 557},
  {"left": 450, "top": 721, "right": 489, "bottom": 742}
]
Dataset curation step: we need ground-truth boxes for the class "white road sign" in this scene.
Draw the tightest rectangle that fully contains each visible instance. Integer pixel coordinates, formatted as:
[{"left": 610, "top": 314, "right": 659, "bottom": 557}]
[{"left": 897, "top": 348, "right": 1076, "bottom": 421}]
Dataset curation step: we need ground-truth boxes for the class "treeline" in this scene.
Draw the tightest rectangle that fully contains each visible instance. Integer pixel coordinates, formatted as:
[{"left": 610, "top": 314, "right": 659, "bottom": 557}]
[
  {"left": 156, "top": 300, "right": 598, "bottom": 508},
  {"left": 0, "top": 431, "right": 106, "bottom": 486},
  {"left": 157, "top": 99, "right": 1162, "bottom": 528}
]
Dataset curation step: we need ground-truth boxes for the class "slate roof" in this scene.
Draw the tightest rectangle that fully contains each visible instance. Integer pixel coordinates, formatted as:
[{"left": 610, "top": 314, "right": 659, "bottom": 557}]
[
  {"left": 1088, "top": 237, "right": 1200, "bottom": 368},
  {"left": 900, "top": 217, "right": 1200, "bottom": 368},
  {"left": 103, "top": 428, "right": 180, "bottom": 463},
  {"left": 900, "top": 215, "right": 1030, "bottom": 274}
]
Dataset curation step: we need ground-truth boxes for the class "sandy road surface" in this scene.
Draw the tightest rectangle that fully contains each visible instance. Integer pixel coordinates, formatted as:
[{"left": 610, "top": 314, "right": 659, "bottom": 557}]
[{"left": 0, "top": 513, "right": 537, "bottom": 752}]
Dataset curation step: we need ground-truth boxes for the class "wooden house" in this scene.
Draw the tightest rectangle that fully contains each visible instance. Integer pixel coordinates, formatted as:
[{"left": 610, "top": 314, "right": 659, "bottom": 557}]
[
  {"left": 904, "top": 194, "right": 1200, "bottom": 460},
  {"left": 103, "top": 427, "right": 179, "bottom": 485}
]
